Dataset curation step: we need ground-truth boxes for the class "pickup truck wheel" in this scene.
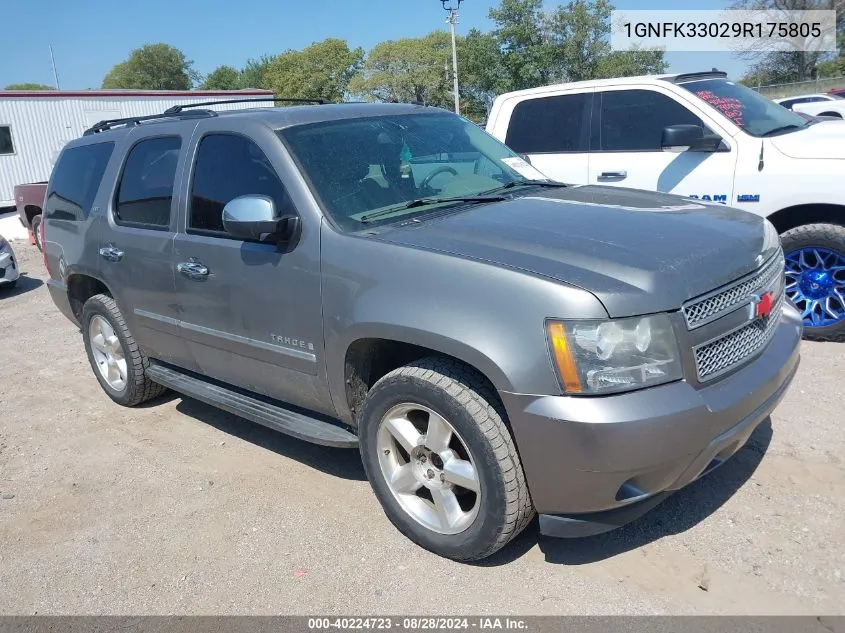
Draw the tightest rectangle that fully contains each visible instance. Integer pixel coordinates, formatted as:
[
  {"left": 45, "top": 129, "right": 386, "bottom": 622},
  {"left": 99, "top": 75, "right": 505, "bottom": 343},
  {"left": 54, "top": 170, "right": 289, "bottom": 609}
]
[
  {"left": 781, "top": 223, "right": 845, "bottom": 342},
  {"left": 31, "top": 215, "right": 43, "bottom": 252},
  {"left": 359, "top": 357, "right": 534, "bottom": 561},
  {"left": 81, "top": 294, "right": 167, "bottom": 406}
]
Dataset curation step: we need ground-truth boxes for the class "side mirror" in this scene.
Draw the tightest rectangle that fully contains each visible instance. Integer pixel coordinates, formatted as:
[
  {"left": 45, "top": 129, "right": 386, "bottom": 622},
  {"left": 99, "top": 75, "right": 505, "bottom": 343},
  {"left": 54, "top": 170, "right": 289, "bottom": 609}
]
[
  {"left": 661, "top": 124, "right": 722, "bottom": 152},
  {"left": 222, "top": 195, "right": 300, "bottom": 244}
]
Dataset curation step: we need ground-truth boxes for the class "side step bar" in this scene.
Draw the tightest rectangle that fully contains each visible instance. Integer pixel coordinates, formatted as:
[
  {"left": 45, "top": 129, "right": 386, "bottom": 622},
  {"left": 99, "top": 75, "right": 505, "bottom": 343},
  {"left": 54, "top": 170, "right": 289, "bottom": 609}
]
[{"left": 147, "top": 363, "right": 359, "bottom": 449}]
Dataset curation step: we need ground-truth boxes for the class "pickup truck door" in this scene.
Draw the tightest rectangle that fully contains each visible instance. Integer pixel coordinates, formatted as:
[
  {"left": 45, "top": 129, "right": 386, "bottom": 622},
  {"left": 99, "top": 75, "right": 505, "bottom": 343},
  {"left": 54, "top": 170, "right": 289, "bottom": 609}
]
[
  {"left": 586, "top": 87, "right": 738, "bottom": 205},
  {"left": 490, "top": 89, "right": 592, "bottom": 184},
  {"left": 171, "top": 120, "right": 334, "bottom": 416}
]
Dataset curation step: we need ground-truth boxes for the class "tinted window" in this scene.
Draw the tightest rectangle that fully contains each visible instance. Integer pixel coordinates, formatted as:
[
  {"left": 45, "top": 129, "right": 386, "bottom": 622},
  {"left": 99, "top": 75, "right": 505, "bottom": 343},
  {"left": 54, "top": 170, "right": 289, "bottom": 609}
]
[
  {"left": 189, "top": 134, "right": 288, "bottom": 234},
  {"left": 599, "top": 90, "right": 705, "bottom": 151},
  {"left": 780, "top": 97, "right": 827, "bottom": 108},
  {"left": 505, "top": 94, "right": 589, "bottom": 153},
  {"left": 46, "top": 142, "right": 114, "bottom": 220},
  {"left": 0, "top": 126, "right": 14, "bottom": 154},
  {"left": 115, "top": 136, "right": 181, "bottom": 228}
]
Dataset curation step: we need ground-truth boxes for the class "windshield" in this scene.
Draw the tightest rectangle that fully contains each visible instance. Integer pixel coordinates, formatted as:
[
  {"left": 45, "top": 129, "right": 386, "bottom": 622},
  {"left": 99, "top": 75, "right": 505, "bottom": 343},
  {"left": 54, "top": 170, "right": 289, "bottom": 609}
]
[
  {"left": 679, "top": 78, "right": 810, "bottom": 137},
  {"left": 279, "top": 112, "right": 550, "bottom": 230}
]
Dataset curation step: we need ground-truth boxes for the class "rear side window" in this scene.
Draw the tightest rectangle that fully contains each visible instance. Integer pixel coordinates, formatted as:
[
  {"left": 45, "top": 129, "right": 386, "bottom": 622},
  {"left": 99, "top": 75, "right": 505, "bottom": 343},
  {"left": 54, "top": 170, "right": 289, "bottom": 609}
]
[
  {"left": 0, "top": 126, "right": 13, "bottom": 154},
  {"left": 599, "top": 90, "right": 705, "bottom": 152},
  {"left": 46, "top": 142, "right": 114, "bottom": 220},
  {"left": 115, "top": 136, "right": 181, "bottom": 228},
  {"left": 189, "top": 133, "right": 288, "bottom": 235},
  {"left": 505, "top": 94, "right": 589, "bottom": 153}
]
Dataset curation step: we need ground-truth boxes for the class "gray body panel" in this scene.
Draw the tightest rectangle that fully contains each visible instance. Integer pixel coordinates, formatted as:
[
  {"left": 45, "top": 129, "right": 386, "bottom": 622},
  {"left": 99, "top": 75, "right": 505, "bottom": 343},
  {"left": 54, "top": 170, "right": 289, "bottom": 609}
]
[{"left": 41, "top": 102, "right": 801, "bottom": 530}]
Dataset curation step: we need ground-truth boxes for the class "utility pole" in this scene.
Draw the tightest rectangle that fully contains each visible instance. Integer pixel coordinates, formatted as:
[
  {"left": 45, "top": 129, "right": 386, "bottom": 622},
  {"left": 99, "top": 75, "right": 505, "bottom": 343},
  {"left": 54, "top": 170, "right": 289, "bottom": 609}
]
[
  {"left": 49, "top": 46, "right": 60, "bottom": 90},
  {"left": 441, "top": 0, "right": 463, "bottom": 114}
]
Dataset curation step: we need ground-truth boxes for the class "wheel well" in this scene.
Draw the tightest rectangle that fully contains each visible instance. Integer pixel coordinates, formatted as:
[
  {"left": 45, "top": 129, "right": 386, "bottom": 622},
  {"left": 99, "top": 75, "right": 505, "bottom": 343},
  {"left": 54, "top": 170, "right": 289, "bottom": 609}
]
[
  {"left": 343, "top": 338, "right": 500, "bottom": 424},
  {"left": 67, "top": 275, "right": 110, "bottom": 320},
  {"left": 767, "top": 204, "right": 845, "bottom": 235},
  {"left": 24, "top": 205, "right": 42, "bottom": 225}
]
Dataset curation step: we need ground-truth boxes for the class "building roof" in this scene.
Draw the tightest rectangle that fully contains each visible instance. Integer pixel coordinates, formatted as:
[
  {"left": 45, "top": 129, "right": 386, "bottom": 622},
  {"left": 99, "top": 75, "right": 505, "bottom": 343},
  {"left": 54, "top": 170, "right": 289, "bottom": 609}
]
[{"left": 0, "top": 89, "right": 274, "bottom": 99}]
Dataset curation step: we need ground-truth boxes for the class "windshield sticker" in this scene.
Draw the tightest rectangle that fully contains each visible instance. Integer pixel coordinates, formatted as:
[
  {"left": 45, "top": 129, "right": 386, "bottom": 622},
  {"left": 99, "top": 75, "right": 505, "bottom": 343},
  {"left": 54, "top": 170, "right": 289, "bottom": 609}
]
[
  {"left": 501, "top": 156, "right": 550, "bottom": 181},
  {"left": 694, "top": 90, "right": 745, "bottom": 127}
]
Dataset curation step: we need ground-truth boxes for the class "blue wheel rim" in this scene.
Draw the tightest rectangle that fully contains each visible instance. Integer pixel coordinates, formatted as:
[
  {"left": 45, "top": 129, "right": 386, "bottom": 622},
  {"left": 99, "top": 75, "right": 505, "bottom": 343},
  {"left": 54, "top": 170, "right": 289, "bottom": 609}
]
[{"left": 784, "top": 246, "right": 845, "bottom": 328}]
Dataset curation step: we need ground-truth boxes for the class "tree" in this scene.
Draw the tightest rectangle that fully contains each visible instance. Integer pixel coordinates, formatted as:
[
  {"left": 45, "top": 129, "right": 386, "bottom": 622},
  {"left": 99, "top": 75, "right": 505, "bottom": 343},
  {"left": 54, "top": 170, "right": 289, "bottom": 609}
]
[
  {"left": 201, "top": 65, "right": 240, "bottom": 90},
  {"left": 4, "top": 82, "right": 55, "bottom": 90},
  {"left": 263, "top": 39, "right": 363, "bottom": 101},
  {"left": 459, "top": 29, "right": 508, "bottom": 114},
  {"left": 488, "top": 0, "right": 554, "bottom": 90},
  {"left": 349, "top": 32, "right": 454, "bottom": 107},
  {"left": 239, "top": 55, "right": 274, "bottom": 89},
  {"left": 102, "top": 43, "right": 200, "bottom": 90},
  {"left": 731, "top": 0, "right": 845, "bottom": 82}
]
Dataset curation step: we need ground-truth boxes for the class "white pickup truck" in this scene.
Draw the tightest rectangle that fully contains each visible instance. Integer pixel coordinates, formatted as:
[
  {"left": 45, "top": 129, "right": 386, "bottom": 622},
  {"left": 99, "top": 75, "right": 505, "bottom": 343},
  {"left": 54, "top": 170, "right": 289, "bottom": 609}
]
[{"left": 486, "top": 70, "right": 845, "bottom": 342}]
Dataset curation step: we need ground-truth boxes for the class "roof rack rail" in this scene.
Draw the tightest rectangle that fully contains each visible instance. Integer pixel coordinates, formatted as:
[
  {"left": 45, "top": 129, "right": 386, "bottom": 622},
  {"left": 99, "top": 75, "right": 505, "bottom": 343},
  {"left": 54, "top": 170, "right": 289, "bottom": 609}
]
[
  {"left": 83, "top": 109, "right": 217, "bottom": 136},
  {"left": 162, "top": 96, "right": 330, "bottom": 114},
  {"left": 666, "top": 69, "right": 728, "bottom": 83}
]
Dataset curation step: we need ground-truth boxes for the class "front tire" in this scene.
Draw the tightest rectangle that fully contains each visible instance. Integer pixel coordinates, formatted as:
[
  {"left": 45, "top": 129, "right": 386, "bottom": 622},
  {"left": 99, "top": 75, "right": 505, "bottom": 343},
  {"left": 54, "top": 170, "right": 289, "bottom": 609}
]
[
  {"left": 782, "top": 223, "right": 845, "bottom": 342},
  {"left": 81, "top": 294, "right": 167, "bottom": 406},
  {"left": 359, "top": 357, "right": 534, "bottom": 561}
]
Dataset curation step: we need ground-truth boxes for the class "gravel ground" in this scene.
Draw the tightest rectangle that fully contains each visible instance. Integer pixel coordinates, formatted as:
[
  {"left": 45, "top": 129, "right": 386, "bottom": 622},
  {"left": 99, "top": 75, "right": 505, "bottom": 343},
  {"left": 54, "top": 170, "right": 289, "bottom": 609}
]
[{"left": 0, "top": 242, "right": 843, "bottom": 615}]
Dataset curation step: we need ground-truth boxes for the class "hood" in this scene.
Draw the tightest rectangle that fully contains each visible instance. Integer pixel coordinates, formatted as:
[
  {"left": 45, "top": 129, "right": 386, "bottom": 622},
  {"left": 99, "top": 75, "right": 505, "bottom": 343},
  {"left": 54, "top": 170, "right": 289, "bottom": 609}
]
[
  {"left": 371, "top": 186, "right": 777, "bottom": 318},
  {"left": 769, "top": 119, "right": 845, "bottom": 160}
]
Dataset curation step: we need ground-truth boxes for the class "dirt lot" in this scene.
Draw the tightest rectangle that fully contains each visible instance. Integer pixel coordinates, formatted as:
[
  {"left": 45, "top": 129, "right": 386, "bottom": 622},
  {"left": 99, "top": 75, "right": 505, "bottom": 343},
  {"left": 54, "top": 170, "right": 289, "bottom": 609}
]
[{"left": 0, "top": 243, "right": 843, "bottom": 615}]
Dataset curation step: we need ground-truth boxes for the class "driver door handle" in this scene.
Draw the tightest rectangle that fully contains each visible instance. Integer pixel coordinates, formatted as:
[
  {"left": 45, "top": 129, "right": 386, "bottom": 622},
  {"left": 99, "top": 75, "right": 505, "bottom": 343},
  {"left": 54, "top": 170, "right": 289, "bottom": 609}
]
[
  {"left": 597, "top": 170, "right": 627, "bottom": 182},
  {"left": 177, "top": 260, "right": 210, "bottom": 281}
]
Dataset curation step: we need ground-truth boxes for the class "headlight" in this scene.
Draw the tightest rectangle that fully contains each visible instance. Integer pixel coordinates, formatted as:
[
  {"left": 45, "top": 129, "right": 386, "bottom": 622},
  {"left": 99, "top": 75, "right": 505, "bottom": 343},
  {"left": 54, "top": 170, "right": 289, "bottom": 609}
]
[
  {"left": 0, "top": 237, "right": 10, "bottom": 254},
  {"left": 546, "top": 314, "right": 683, "bottom": 395},
  {"left": 762, "top": 219, "right": 780, "bottom": 255}
]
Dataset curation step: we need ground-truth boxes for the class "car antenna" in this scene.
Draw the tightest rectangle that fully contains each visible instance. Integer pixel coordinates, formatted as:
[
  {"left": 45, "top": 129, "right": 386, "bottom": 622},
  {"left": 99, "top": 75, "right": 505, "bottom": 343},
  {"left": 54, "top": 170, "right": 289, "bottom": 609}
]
[{"left": 758, "top": 140, "right": 765, "bottom": 171}]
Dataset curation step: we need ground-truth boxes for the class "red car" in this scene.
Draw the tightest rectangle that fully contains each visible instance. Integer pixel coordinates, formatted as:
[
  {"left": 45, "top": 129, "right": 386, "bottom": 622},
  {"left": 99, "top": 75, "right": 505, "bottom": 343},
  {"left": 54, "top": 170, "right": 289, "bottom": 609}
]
[{"left": 13, "top": 181, "right": 47, "bottom": 250}]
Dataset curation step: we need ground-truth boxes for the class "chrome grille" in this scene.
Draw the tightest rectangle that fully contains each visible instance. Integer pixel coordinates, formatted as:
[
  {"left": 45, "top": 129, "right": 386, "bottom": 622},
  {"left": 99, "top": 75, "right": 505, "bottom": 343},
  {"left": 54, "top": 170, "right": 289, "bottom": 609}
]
[
  {"left": 682, "top": 254, "right": 784, "bottom": 330},
  {"left": 693, "top": 292, "right": 785, "bottom": 381}
]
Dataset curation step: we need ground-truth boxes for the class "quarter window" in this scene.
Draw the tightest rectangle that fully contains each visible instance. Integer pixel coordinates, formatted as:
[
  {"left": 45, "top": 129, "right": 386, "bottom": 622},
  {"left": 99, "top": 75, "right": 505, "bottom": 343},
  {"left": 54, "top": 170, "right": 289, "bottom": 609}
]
[
  {"left": 46, "top": 142, "right": 114, "bottom": 220},
  {"left": 0, "top": 126, "right": 14, "bottom": 155},
  {"left": 599, "top": 90, "right": 705, "bottom": 152},
  {"left": 115, "top": 136, "right": 181, "bottom": 228},
  {"left": 505, "top": 94, "right": 590, "bottom": 153},
  {"left": 189, "top": 133, "right": 288, "bottom": 235}
]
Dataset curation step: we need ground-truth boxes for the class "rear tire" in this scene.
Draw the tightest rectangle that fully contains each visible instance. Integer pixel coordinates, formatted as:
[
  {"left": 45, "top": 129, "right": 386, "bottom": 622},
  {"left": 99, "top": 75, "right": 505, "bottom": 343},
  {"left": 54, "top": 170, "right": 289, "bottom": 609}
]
[
  {"left": 30, "top": 214, "right": 43, "bottom": 252},
  {"left": 781, "top": 223, "right": 845, "bottom": 342},
  {"left": 81, "top": 293, "right": 167, "bottom": 406},
  {"left": 358, "top": 357, "right": 534, "bottom": 561}
]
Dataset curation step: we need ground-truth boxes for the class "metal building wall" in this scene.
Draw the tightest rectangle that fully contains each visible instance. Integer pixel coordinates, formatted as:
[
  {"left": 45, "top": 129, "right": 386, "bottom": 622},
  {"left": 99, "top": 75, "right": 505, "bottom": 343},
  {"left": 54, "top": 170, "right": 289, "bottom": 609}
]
[{"left": 0, "top": 93, "right": 273, "bottom": 206}]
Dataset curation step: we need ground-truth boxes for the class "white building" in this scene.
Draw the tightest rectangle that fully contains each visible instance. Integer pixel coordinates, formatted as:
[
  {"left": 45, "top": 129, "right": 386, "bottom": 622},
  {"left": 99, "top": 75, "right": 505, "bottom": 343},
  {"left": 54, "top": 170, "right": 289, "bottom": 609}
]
[{"left": 0, "top": 89, "right": 275, "bottom": 208}]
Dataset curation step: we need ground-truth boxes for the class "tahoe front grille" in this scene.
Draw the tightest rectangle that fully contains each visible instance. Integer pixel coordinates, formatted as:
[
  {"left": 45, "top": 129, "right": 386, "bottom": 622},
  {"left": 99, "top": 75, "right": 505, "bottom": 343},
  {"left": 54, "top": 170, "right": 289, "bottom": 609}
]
[
  {"left": 682, "top": 254, "right": 784, "bottom": 330},
  {"left": 693, "top": 283, "right": 785, "bottom": 382}
]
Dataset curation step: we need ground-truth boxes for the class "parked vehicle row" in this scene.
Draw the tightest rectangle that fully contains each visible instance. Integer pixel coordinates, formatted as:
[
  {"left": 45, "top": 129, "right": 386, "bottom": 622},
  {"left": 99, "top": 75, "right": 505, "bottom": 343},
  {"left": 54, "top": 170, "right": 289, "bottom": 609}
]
[
  {"left": 486, "top": 70, "right": 845, "bottom": 341},
  {"left": 42, "top": 97, "right": 802, "bottom": 561},
  {"left": 773, "top": 93, "right": 845, "bottom": 118}
]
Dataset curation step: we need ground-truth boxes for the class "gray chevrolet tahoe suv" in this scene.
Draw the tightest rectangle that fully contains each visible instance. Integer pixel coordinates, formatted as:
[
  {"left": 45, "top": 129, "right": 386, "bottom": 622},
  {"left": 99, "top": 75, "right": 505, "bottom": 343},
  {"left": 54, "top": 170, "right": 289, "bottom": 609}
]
[{"left": 42, "top": 100, "right": 802, "bottom": 561}]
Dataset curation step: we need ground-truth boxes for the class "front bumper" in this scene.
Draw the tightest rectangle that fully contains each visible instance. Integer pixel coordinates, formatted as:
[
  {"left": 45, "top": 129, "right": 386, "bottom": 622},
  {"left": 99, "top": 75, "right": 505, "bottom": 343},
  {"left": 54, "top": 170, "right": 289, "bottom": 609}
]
[
  {"left": 500, "top": 303, "right": 803, "bottom": 537},
  {"left": 0, "top": 247, "right": 20, "bottom": 285}
]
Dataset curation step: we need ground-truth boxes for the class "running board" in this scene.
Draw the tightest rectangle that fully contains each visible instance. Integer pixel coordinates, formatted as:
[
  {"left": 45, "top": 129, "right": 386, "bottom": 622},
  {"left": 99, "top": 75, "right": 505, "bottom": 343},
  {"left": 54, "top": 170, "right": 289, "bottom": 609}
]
[{"left": 147, "top": 363, "right": 359, "bottom": 448}]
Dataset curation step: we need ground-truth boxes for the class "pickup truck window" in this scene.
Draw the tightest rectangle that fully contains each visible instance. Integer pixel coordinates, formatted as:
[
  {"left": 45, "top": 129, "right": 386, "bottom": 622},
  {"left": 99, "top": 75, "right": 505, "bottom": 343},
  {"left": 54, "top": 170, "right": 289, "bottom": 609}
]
[
  {"left": 280, "top": 113, "right": 532, "bottom": 230},
  {"left": 679, "top": 78, "right": 809, "bottom": 137},
  {"left": 505, "top": 94, "right": 589, "bottom": 154},
  {"left": 114, "top": 136, "right": 181, "bottom": 229},
  {"left": 189, "top": 133, "right": 289, "bottom": 235},
  {"left": 599, "top": 89, "right": 705, "bottom": 152},
  {"left": 46, "top": 142, "right": 114, "bottom": 221},
  {"left": 0, "top": 126, "right": 13, "bottom": 155}
]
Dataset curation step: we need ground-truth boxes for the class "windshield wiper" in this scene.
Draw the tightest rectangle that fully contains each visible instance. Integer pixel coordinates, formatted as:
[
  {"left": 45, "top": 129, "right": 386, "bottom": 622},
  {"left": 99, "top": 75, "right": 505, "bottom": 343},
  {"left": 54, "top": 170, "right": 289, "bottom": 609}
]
[
  {"left": 359, "top": 195, "right": 506, "bottom": 223},
  {"left": 486, "top": 179, "right": 569, "bottom": 193},
  {"left": 761, "top": 124, "right": 805, "bottom": 137}
]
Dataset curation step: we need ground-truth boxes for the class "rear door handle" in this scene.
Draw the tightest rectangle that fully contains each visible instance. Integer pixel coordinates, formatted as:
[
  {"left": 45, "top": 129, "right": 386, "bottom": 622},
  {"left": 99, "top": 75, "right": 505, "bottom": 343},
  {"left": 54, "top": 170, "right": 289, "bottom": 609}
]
[
  {"left": 98, "top": 245, "right": 124, "bottom": 262},
  {"left": 177, "top": 259, "right": 210, "bottom": 281},
  {"left": 597, "top": 170, "right": 628, "bottom": 182}
]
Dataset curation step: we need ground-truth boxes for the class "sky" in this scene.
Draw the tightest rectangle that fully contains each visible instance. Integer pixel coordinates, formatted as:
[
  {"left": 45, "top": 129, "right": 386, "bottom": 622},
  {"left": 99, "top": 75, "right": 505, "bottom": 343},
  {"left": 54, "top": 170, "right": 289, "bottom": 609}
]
[{"left": 0, "top": 0, "right": 749, "bottom": 90}]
